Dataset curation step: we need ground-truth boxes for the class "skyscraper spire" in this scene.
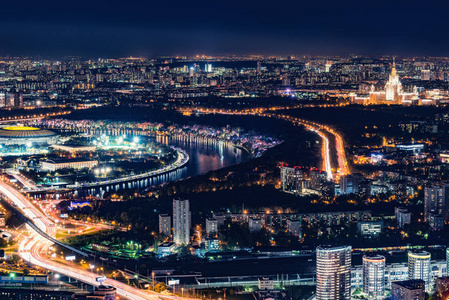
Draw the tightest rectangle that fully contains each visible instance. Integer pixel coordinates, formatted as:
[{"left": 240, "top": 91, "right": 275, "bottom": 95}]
[{"left": 391, "top": 57, "right": 397, "bottom": 76}]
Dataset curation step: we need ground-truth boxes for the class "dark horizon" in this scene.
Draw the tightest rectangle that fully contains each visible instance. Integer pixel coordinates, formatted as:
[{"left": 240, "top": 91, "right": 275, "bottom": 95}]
[{"left": 2, "top": 0, "right": 449, "bottom": 58}]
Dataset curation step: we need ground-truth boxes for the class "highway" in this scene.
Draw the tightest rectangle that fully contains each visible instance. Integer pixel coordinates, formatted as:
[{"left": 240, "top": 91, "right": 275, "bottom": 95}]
[
  {"left": 266, "top": 113, "right": 350, "bottom": 177},
  {"left": 19, "top": 236, "right": 163, "bottom": 300},
  {"left": 182, "top": 107, "right": 350, "bottom": 179},
  {"left": 0, "top": 180, "right": 194, "bottom": 300}
]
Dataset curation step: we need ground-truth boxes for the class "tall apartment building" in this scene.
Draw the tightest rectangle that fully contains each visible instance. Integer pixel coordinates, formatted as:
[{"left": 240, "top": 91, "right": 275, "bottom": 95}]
[
  {"left": 362, "top": 255, "right": 386, "bottom": 298},
  {"left": 281, "top": 166, "right": 305, "bottom": 196},
  {"left": 408, "top": 251, "right": 431, "bottom": 290},
  {"left": 339, "top": 174, "right": 363, "bottom": 195},
  {"left": 316, "top": 245, "right": 352, "bottom": 300},
  {"left": 173, "top": 199, "right": 191, "bottom": 245},
  {"left": 0, "top": 90, "right": 23, "bottom": 108},
  {"left": 395, "top": 207, "right": 411, "bottom": 228},
  {"left": 309, "top": 168, "right": 328, "bottom": 191},
  {"left": 158, "top": 214, "right": 171, "bottom": 237},
  {"left": 424, "top": 184, "right": 449, "bottom": 222}
]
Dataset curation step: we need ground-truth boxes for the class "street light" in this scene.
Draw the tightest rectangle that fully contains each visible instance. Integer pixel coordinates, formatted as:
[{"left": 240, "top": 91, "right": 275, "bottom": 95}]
[
  {"left": 152, "top": 272, "right": 155, "bottom": 291},
  {"left": 55, "top": 273, "right": 61, "bottom": 289}
]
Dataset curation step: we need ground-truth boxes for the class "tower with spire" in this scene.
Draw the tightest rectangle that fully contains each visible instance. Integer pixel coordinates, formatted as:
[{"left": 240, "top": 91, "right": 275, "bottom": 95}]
[{"left": 385, "top": 57, "right": 403, "bottom": 103}]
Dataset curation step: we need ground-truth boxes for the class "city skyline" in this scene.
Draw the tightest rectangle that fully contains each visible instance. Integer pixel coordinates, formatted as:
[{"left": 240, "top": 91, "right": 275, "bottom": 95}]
[{"left": 3, "top": 2, "right": 449, "bottom": 295}]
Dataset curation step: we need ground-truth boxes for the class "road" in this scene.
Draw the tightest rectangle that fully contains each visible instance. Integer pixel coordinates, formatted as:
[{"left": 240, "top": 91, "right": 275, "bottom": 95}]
[
  {"left": 0, "top": 180, "right": 194, "bottom": 300},
  {"left": 19, "top": 236, "right": 163, "bottom": 300},
  {"left": 182, "top": 107, "right": 350, "bottom": 179},
  {"left": 6, "top": 169, "right": 38, "bottom": 190},
  {"left": 266, "top": 113, "right": 350, "bottom": 177}
]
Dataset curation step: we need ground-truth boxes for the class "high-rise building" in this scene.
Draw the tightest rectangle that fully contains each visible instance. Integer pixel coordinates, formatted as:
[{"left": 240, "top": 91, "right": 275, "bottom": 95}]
[
  {"left": 424, "top": 184, "right": 449, "bottom": 222},
  {"left": 339, "top": 174, "right": 363, "bottom": 195},
  {"left": 204, "top": 63, "right": 212, "bottom": 73},
  {"left": 158, "top": 214, "right": 171, "bottom": 237},
  {"left": 205, "top": 218, "right": 218, "bottom": 237},
  {"left": 408, "top": 251, "right": 431, "bottom": 290},
  {"left": 391, "top": 280, "right": 425, "bottom": 300},
  {"left": 395, "top": 208, "right": 411, "bottom": 228},
  {"left": 281, "top": 166, "right": 305, "bottom": 196},
  {"left": 286, "top": 218, "right": 301, "bottom": 238},
  {"left": 309, "top": 169, "right": 328, "bottom": 192},
  {"left": 0, "top": 90, "right": 23, "bottom": 108},
  {"left": 385, "top": 60, "right": 403, "bottom": 102},
  {"left": 173, "top": 199, "right": 191, "bottom": 245},
  {"left": 316, "top": 245, "right": 352, "bottom": 300},
  {"left": 362, "top": 254, "right": 386, "bottom": 299}
]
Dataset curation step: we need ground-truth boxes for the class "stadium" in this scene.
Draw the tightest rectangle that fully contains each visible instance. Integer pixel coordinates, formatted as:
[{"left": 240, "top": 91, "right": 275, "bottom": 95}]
[{"left": 0, "top": 126, "right": 58, "bottom": 146}]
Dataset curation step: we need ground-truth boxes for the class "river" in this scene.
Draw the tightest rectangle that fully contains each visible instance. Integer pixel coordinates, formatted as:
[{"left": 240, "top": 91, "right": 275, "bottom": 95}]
[
  {"left": 158, "top": 135, "right": 249, "bottom": 177},
  {"left": 33, "top": 135, "right": 249, "bottom": 198}
]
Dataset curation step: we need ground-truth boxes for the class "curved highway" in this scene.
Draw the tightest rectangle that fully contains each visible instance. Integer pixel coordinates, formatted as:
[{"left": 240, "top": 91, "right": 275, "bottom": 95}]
[
  {"left": 181, "top": 107, "right": 350, "bottom": 178},
  {"left": 0, "top": 180, "right": 193, "bottom": 300}
]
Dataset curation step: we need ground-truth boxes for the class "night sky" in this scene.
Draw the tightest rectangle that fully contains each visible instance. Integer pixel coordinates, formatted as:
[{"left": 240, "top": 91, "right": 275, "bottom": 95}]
[{"left": 2, "top": 0, "right": 448, "bottom": 58}]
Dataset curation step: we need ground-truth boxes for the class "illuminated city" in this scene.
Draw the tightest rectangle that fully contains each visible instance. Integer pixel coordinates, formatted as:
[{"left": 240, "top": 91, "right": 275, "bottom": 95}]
[{"left": 1, "top": 0, "right": 449, "bottom": 300}]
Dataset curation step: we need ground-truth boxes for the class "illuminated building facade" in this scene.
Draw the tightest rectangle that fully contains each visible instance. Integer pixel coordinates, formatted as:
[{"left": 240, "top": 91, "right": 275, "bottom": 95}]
[
  {"left": 352, "top": 61, "right": 420, "bottom": 105},
  {"left": 408, "top": 250, "right": 431, "bottom": 290},
  {"left": 158, "top": 214, "right": 171, "bottom": 237},
  {"left": 0, "top": 126, "right": 58, "bottom": 146},
  {"left": 40, "top": 158, "right": 98, "bottom": 171},
  {"left": 424, "top": 184, "right": 449, "bottom": 222},
  {"left": 205, "top": 218, "right": 218, "bottom": 237},
  {"left": 280, "top": 166, "right": 305, "bottom": 195},
  {"left": 316, "top": 245, "right": 352, "bottom": 300},
  {"left": 173, "top": 199, "right": 191, "bottom": 245},
  {"left": 362, "top": 255, "right": 386, "bottom": 298}
]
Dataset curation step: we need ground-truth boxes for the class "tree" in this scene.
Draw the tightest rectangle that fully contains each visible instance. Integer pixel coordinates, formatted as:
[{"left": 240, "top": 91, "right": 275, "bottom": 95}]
[{"left": 154, "top": 282, "right": 166, "bottom": 293}]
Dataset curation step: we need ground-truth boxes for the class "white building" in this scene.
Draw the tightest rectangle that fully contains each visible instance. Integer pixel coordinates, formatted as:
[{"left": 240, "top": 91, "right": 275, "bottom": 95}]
[
  {"left": 351, "top": 260, "right": 446, "bottom": 290},
  {"left": 408, "top": 251, "right": 431, "bottom": 290},
  {"left": 357, "top": 220, "right": 383, "bottom": 237},
  {"left": 280, "top": 166, "right": 305, "bottom": 196},
  {"left": 173, "top": 199, "right": 191, "bottom": 245},
  {"left": 316, "top": 245, "right": 352, "bottom": 300},
  {"left": 40, "top": 158, "right": 98, "bottom": 171},
  {"left": 362, "top": 255, "right": 385, "bottom": 299},
  {"left": 157, "top": 242, "right": 175, "bottom": 257},
  {"left": 258, "top": 277, "right": 274, "bottom": 290}
]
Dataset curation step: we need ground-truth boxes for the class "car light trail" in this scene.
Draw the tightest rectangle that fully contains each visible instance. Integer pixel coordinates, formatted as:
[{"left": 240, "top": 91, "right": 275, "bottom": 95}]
[
  {"left": 180, "top": 107, "right": 350, "bottom": 179},
  {"left": 0, "top": 180, "right": 193, "bottom": 300}
]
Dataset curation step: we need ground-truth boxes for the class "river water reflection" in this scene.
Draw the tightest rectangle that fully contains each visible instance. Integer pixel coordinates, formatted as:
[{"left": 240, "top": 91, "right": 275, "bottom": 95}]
[{"left": 45, "top": 136, "right": 249, "bottom": 198}]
